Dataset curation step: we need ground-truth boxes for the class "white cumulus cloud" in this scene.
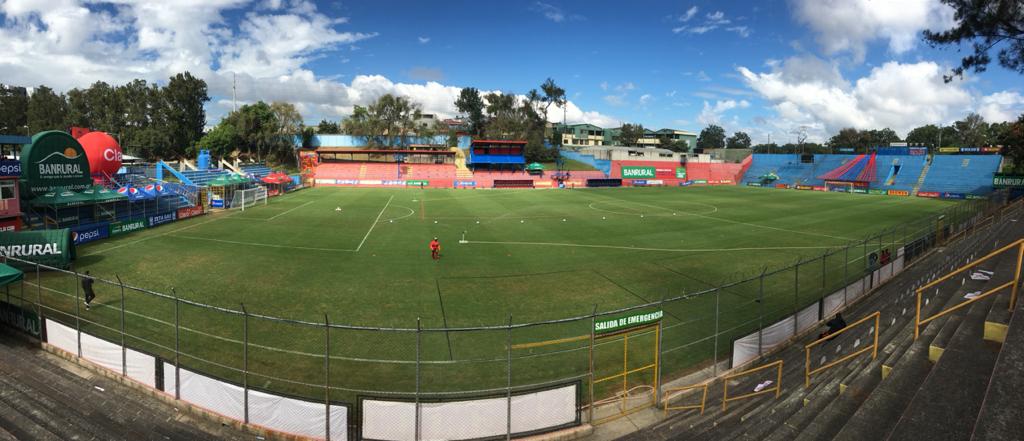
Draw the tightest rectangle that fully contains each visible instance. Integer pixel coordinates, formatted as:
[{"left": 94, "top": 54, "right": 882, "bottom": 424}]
[{"left": 790, "top": 0, "right": 956, "bottom": 61}]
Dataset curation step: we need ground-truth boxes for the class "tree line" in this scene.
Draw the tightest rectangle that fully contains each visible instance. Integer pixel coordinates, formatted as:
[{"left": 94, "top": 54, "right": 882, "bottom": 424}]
[{"left": 0, "top": 73, "right": 209, "bottom": 160}]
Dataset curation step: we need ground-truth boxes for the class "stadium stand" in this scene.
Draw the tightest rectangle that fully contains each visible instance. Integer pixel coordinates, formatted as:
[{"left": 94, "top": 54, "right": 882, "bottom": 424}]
[
  {"left": 179, "top": 169, "right": 228, "bottom": 187},
  {"left": 0, "top": 332, "right": 248, "bottom": 440},
  {"left": 742, "top": 153, "right": 1000, "bottom": 195},
  {"left": 561, "top": 150, "right": 612, "bottom": 176},
  {"left": 618, "top": 208, "right": 1023, "bottom": 441},
  {"left": 240, "top": 163, "right": 272, "bottom": 177},
  {"left": 918, "top": 155, "right": 1003, "bottom": 195},
  {"left": 402, "top": 164, "right": 456, "bottom": 180}
]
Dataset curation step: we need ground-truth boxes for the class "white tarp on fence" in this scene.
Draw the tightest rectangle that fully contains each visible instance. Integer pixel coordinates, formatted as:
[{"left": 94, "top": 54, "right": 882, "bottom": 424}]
[
  {"left": 732, "top": 315, "right": 795, "bottom": 368},
  {"left": 163, "top": 362, "right": 245, "bottom": 422},
  {"left": 125, "top": 348, "right": 156, "bottom": 387},
  {"left": 45, "top": 318, "right": 78, "bottom": 356},
  {"left": 362, "top": 384, "right": 577, "bottom": 441},
  {"left": 824, "top": 289, "right": 846, "bottom": 318},
  {"left": 796, "top": 303, "right": 819, "bottom": 334},
  {"left": 80, "top": 331, "right": 122, "bottom": 373},
  {"left": 248, "top": 388, "right": 347, "bottom": 441}
]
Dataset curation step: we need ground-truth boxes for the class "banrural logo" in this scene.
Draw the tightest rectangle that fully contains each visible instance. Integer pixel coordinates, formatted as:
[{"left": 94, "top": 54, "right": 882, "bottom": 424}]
[
  {"left": 111, "top": 219, "right": 146, "bottom": 235},
  {"left": 0, "top": 243, "right": 61, "bottom": 258},
  {"left": 621, "top": 166, "right": 655, "bottom": 179},
  {"left": 22, "top": 131, "right": 92, "bottom": 195}
]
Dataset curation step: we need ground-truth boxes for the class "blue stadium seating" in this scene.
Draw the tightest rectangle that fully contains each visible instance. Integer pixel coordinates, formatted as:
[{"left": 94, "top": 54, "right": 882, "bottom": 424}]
[
  {"left": 180, "top": 169, "right": 229, "bottom": 186},
  {"left": 240, "top": 164, "right": 272, "bottom": 177},
  {"left": 744, "top": 153, "right": 998, "bottom": 195},
  {"left": 919, "top": 155, "right": 1002, "bottom": 195}
]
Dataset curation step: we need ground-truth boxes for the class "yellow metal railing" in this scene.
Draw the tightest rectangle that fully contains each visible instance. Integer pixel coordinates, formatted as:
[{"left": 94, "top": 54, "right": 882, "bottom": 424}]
[
  {"left": 662, "top": 382, "right": 709, "bottom": 416},
  {"left": 591, "top": 323, "right": 660, "bottom": 423},
  {"left": 914, "top": 239, "right": 1024, "bottom": 340},
  {"left": 722, "top": 360, "right": 783, "bottom": 411},
  {"left": 804, "top": 311, "right": 880, "bottom": 388}
]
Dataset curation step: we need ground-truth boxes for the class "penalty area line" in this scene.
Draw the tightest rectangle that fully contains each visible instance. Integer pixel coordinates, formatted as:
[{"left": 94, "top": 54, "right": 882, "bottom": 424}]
[
  {"left": 463, "top": 240, "right": 839, "bottom": 253},
  {"left": 356, "top": 194, "right": 394, "bottom": 252}
]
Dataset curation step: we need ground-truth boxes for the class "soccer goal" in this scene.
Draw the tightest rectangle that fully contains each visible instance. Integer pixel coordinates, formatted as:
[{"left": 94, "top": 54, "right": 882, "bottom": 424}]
[{"left": 231, "top": 187, "right": 268, "bottom": 210}]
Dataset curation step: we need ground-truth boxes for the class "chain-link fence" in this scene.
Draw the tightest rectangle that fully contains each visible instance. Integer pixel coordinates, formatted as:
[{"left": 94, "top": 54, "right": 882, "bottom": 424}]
[{"left": 0, "top": 191, "right": 1015, "bottom": 440}]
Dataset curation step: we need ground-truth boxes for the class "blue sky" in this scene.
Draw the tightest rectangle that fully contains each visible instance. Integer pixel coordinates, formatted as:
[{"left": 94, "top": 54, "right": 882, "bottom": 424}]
[{"left": 2, "top": 0, "right": 1022, "bottom": 143}]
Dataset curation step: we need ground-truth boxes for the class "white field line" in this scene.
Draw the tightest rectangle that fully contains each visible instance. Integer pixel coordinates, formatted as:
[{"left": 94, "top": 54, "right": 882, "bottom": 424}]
[
  {"left": 585, "top": 191, "right": 856, "bottom": 242},
  {"left": 356, "top": 194, "right": 394, "bottom": 252},
  {"left": 266, "top": 200, "right": 314, "bottom": 221},
  {"left": 383, "top": 205, "right": 416, "bottom": 222},
  {"left": 169, "top": 235, "right": 355, "bottom": 252},
  {"left": 464, "top": 240, "right": 839, "bottom": 253},
  {"left": 82, "top": 212, "right": 239, "bottom": 257}
]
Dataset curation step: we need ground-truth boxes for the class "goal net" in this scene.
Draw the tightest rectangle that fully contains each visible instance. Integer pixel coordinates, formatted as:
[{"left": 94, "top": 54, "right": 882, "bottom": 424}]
[{"left": 231, "top": 187, "right": 268, "bottom": 210}]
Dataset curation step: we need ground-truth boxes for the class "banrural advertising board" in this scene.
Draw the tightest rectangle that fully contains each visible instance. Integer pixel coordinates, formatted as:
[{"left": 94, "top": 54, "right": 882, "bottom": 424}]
[{"left": 20, "top": 131, "right": 92, "bottom": 197}]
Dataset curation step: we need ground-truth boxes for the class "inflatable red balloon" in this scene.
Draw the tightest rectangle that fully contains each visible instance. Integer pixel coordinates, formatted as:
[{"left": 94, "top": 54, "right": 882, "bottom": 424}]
[{"left": 78, "top": 131, "right": 122, "bottom": 176}]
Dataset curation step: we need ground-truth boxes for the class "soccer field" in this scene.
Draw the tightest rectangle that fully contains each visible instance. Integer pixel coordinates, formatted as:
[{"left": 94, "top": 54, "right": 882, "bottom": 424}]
[{"left": 28, "top": 186, "right": 957, "bottom": 402}]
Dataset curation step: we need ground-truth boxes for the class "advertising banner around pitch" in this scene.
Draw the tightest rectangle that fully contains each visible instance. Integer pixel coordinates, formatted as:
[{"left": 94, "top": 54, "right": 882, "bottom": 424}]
[
  {"left": 993, "top": 174, "right": 1024, "bottom": 188},
  {"left": 0, "top": 300, "right": 39, "bottom": 337},
  {"left": 20, "top": 131, "right": 92, "bottom": 197},
  {"left": 177, "top": 205, "right": 204, "bottom": 220},
  {"left": 942, "top": 192, "right": 966, "bottom": 200},
  {"left": 71, "top": 222, "right": 110, "bottom": 245},
  {"left": 406, "top": 180, "right": 428, "bottom": 187},
  {"left": 747, "top": 182, "right": 761, "bottom": 187},
  {"left": 148, "top": 211, "right": 177, "bottom": 227},
  {"left": 654, "top": 167, "right": 675, "bottom": 178},
  {"left": 0, "top": 218, "right": 18, "bottom": 232},
  {"left": 0, "top": 160, "right": 21, "bottom": 177},
  {"left": 620, "top": 166, "right": 656, "bottom": 179},
  {"left": 888, "top": 190, "right": 909, "bottom": 196},
  {"left": 595, "top": 310, "right": 663, "bottom": 333},
  {"left": 917, "top": 191, "right": 940, "bottom": 198},
  {"left": 676, "top": 167, "right": 686, "bottom": 179},
  {"left": 796, "top": 185, "right": 812, "bottom": 190},
  {"left": 0, "top": 229, "right": 74, "bottom": 268},
  {"left": 110, "top": 218, "right": 146, "bottom": 236},
  {"left": 868, "top": 189, "right": 888, "bottom": 195}
]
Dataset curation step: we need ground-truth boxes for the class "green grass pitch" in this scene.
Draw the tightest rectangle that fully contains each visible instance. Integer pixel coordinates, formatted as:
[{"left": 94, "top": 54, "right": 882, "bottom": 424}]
[{"left": 26, "top": 186, "right": 954, "bottom": 402}]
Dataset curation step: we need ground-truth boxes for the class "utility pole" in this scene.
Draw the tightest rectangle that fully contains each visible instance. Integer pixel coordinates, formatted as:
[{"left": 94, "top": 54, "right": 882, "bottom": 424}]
[{"left": 232, "top": 73, "right": 237, "bottom": 113}]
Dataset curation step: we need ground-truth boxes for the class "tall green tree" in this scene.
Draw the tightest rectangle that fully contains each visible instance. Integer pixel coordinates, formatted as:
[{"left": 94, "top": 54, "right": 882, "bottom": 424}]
[
  {"left": 1000, "top": 114, "right": 1024, "bottom": 172},
  {"left": 726, "top": 131, "right": 752, "bottom": 149},
  {"left": 697, "top": 124, "right": 726, "bottom": 149},
  {"left": 954, "top": 113, "right": 989, "bottom": 147},
  {"left": 618, "top": 123, "right": 645, "bottom": 147},
  {"left": 162, "top": 72, "right": 210, "bottom": 158},
  {"left": 454, "top": 87, "right": 486, "bottom": 136},
  {"left": 27, "top": 85, "right": 67, "bottom": 133},
  {"left": 0, "top": 84, "right": 28, "bottom": 135},
  {"left": 316, "top": 119, "right": 340, "bottom": 133},
  {"left": 923, "top": 0, "right": 1024, "bottom": 81}
]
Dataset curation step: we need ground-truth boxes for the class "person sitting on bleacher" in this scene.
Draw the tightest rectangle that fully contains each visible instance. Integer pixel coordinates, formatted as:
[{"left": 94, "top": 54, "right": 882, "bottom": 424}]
[{"left": 819, "top": 313, "right": 847, "bottom": 342}]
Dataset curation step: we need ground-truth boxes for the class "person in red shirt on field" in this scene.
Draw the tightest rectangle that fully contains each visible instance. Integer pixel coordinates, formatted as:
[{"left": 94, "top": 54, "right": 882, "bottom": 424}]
[{"left": 429, "top": 237, "right": 441, "bottom": 260}]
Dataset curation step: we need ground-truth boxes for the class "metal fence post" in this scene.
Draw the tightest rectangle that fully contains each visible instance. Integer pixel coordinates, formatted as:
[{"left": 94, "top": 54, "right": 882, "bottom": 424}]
[
  {"left": 656, "top": 294, "right": 666, "bottom": 403},
  {"left": 35, "top": 263, "right": 42, "bottom": 345},
  {"left": 74, "top": 269, "right": 81, "bottom": 357},
  {"left": 173, "top": 288, "right": 180, "bottom": 400},
  {"left": 588, "top": 305, "right": 596, "bottom": 424},
  {"left": 415, "top": 318, "right": 421, "bottom": 441},
  {"left": 117, "top": 276, "right": 126, "bottom": 377},
  {"left": 324, "top": 313, "right": 331, "bottom": 441},
  {"left": 713, "top": 287, "right": 721, "bottom": 376},
  {"left": 242, "top": 303, "right": 249, "bottom": 424},
  {"left": 793, "top": 259, "right": 800, "bottom": 335},
  {"left": 506, "top": 315, "right": 513, "bottom": 441},
  {"left": 821, "top": 251, "right": 827, "bottom": 302},
  {"left": 758, "top": 270, "right": 765, "bottom": 356},
  {"left": 843, "top": 245, "right": 850, "bottom": 307}
]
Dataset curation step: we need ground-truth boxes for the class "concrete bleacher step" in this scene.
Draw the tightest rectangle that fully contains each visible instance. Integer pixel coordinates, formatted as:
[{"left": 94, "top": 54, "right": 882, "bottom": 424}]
[
  {"left": 983, "top": 293, "right": 1012, "bottom": 343},
  {"left": 886, "top": 295, "right": 1002, "bottom": 441},
  {"left": 827, "top": 278, "right": 971, "bottom": 441},
  {"left": 970, "top": 296, "right": 1024, "bottom": 441}
]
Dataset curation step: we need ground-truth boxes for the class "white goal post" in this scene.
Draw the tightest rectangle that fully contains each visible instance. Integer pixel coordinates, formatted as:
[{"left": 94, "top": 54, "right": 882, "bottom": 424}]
[{"left": 231, "top": 187, "right": 268, "bottom": 210}]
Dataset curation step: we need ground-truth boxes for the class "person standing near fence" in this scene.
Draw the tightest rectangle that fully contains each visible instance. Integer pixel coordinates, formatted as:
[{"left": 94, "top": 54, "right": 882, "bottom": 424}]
[{"left": 82, "top": 271, "right": 96, "bottom": 310}]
